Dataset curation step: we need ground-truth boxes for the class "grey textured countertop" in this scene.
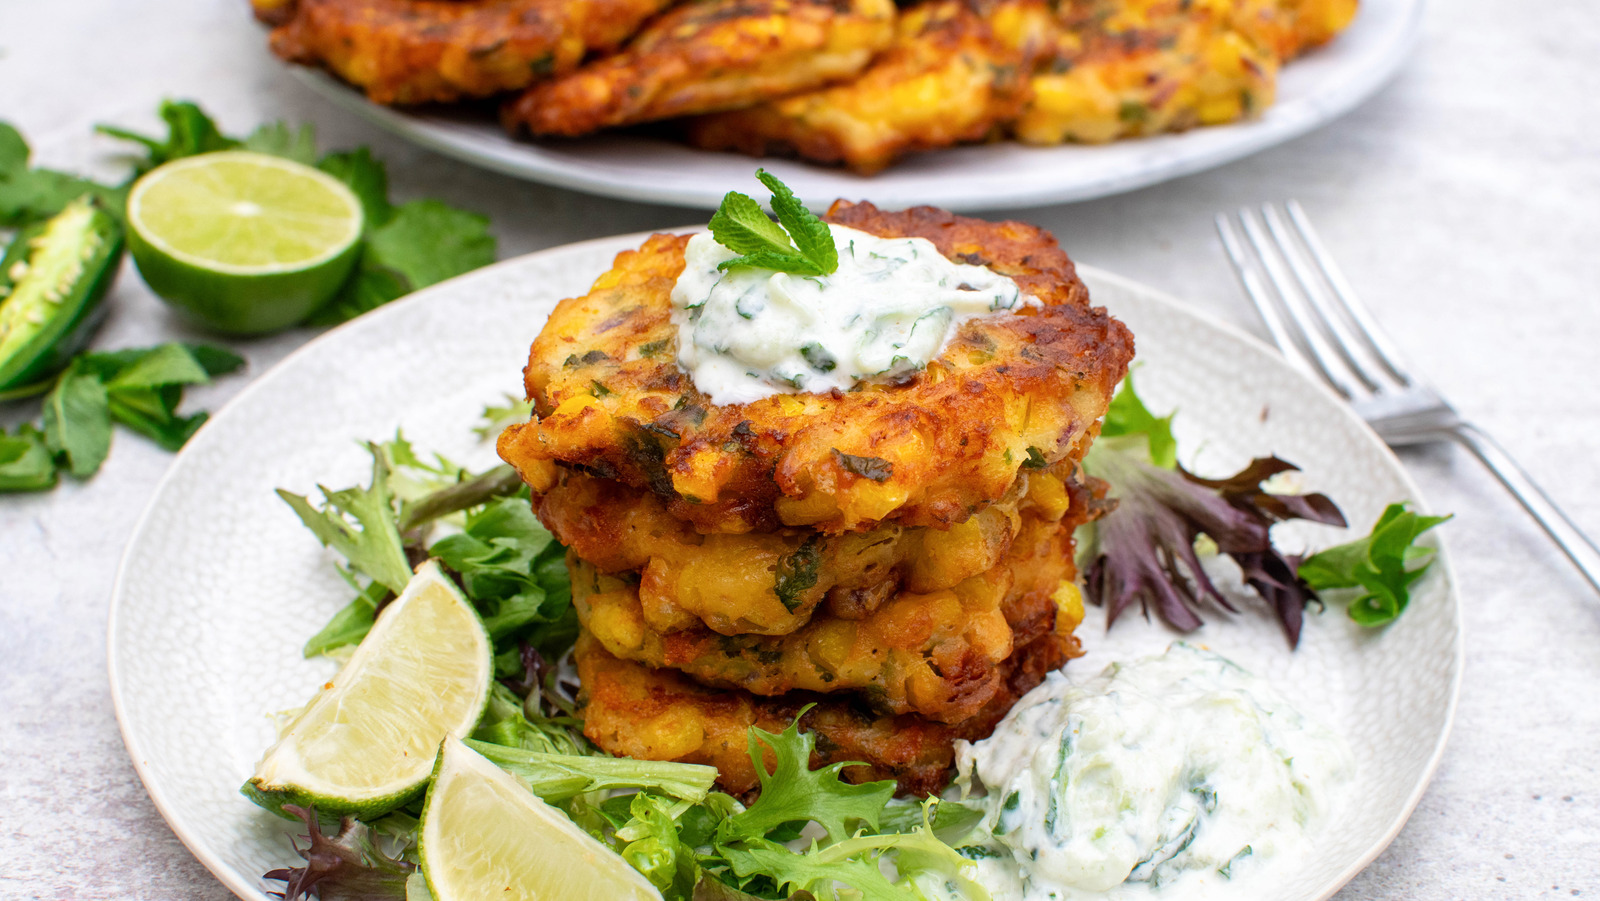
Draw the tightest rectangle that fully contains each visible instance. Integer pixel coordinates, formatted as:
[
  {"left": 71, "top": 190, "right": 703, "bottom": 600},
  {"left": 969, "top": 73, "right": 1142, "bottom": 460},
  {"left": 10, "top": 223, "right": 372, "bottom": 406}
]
[{"left": 2, "top": 1, "right": 1598, "bottom": 898}]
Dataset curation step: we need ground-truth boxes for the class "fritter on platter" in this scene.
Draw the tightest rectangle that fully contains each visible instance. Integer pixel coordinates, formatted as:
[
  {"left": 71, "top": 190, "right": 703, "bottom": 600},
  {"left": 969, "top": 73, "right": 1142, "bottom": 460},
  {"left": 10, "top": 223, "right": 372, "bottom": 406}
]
[
  {"left": 682, "top": 0, "right": 1054, "bottom": 173},
  {"left": 575, "top": 628, "right": 1077, "bottom": 796},
  {"left": 503, "top": 0, "right": 898, "bottom": 137},
  {"left": 570, "top": 505, "right": 1078, "bottom": 722},
  {"left": 1013, "top": 0, "right": 1355, "bottom": 145},
  {"left": 496, "top": 202, "right": 1134, "bottom": 534},
  {"left": 256, "top": 0, "right": 675, "bottom": 105}
]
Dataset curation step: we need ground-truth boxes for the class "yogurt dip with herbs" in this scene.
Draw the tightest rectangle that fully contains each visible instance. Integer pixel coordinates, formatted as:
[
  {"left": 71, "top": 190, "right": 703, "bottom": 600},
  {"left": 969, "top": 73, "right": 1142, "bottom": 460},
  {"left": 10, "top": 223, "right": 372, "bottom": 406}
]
[
  {"left": 670, "top": 223, "right": 1037, "bottom": 406},
  {"left": 954, "top": 643, "right": 1353, "bottom": 900}
]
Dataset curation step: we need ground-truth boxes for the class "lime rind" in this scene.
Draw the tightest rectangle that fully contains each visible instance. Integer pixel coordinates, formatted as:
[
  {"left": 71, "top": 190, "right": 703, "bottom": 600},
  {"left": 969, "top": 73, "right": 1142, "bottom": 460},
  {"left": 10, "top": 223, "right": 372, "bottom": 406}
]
[
  {"left": 419, "top": 738, "right": 663, "bottom": 901},
  {"left": 247, "top": 561, "right": 492, "bottom": 820}
]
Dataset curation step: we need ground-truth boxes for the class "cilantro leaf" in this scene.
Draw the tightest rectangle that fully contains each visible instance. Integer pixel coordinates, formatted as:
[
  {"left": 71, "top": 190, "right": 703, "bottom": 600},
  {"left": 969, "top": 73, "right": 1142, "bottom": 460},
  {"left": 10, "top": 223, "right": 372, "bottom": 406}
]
[
  {"left": 0, "top": 424, "right": 59, "bottom": 492},
  {"left": 309, "top": 200, "right": 495, "bottom": 325},
  {"left": 708, "top": 171, "right": 837, "bottom": 277},
  {"left": 721, "top": 710, "right": 895, "bottom": 844},
  {"left": 317, "top": 147, "right": 392, "bottom": 228},
  {"left": 756, "top": 169, "right": 836, "bottom": 275},
  {"left": 276, "top": 444, "right": 414, "bottom": 595},
  {"left": 240, "top": 121, "right": 319, "bottom": 165},
  {"left": 96, "top": 100, "right": 239, "bottom": 175},
  {"left": 1298, "top": 502, "right": 1450, "bottom": 626}
]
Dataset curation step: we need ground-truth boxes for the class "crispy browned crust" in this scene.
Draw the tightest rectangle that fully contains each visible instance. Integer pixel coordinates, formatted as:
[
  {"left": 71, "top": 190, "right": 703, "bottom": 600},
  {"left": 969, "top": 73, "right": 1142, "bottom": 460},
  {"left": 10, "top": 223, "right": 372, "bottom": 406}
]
[
  {"left": 539, "top": 465, "right": 1041, "bottom": 636},
  {"left": 683, "top": 0, "right": 1052, "bottom": 174},
  {"left": 496, "top": 203, "right": 1134, "bottom": 534},
  {"left": 503, "top": 0, "right": 897, "bottom": 136},
  {"left": 577, "top": 627, "right": 1077, "bottom": 796},
  {"left": 265, "top": 0, "right": 674, "bottom": 105},
  {"left": 571, "top": 500, "right": 1076, "bottom": 722}
]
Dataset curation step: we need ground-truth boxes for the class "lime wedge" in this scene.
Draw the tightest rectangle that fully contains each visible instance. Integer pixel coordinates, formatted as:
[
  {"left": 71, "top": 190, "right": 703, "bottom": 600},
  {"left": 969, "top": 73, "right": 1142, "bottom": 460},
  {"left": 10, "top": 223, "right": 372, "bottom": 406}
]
[
  {"left": 127, "top": 151, "right": 363, "bottom": 335},
  {"left": 420, "top": 738, "right": 662, "bottom": 901},
  {"left": 247, "top": 561, "right": 491, "bottom": 818}
]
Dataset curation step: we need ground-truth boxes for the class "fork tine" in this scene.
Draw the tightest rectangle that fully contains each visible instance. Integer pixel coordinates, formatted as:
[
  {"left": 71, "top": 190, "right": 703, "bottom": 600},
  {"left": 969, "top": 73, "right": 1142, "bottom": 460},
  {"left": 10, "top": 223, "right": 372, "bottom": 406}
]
[
  {"left": 1260, "top": 203, "right": 1383, "bottom": 393},
  {"left": 1284, "top": 200, "right": 1413, "bottom": 386},
  {"left": 1235, "top": 207, "right": 1363, "bottom": 399},
  {"left": 1214, "top": 213, "right": 1321, "bottom": 381}
]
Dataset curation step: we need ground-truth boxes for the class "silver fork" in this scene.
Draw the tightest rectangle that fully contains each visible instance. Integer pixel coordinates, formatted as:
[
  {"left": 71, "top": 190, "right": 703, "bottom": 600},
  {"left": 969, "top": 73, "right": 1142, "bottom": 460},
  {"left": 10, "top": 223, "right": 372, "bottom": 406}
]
[{"left": 1216, "top": 200, "right": 1600, "bottom": 596}]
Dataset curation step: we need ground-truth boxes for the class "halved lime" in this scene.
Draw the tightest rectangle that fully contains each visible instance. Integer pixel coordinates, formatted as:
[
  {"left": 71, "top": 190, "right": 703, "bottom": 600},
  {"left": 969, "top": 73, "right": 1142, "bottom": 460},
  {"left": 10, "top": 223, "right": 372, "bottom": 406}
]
[
  {"left": 246, "top": 561, "right": 492, "bottom": 819},
  {"left": 420, "top": 737, "right": 662, "bottom": 901},
  {"left": 127, "top": 151, "right": 363, "bottom": 335}
]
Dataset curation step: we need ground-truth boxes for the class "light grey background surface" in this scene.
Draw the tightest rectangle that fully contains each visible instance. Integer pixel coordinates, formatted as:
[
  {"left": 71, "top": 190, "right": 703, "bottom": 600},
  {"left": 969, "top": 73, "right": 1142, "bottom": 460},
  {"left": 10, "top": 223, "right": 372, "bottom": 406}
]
[{"left": 1, "top": 1, "right": 1597, "bottom": 899}]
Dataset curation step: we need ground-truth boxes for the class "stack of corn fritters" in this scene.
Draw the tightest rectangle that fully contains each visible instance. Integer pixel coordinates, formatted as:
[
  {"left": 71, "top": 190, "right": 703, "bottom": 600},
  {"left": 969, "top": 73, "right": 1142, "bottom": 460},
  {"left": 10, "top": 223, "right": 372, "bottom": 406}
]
[{"left": 498, "top": 202, "right": 1134, "bottom": 796}]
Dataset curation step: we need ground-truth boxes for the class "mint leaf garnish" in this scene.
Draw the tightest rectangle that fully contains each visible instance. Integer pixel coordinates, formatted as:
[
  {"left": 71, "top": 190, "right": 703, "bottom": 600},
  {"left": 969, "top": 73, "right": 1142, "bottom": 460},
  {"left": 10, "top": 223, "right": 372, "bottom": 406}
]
[{"left": 709, "top": 169, "right": 837, "bottom": 277}]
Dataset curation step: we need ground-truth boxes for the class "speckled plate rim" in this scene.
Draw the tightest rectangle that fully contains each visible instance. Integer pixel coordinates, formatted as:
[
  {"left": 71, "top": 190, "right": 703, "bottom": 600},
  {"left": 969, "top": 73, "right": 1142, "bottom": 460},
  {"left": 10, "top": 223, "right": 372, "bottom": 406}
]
[
  {"left": 107, "top": 233, "right": 1463, "bottom": 901},
  {"left": 287, "top": 0, "right": 1426, "bottom": 212}
]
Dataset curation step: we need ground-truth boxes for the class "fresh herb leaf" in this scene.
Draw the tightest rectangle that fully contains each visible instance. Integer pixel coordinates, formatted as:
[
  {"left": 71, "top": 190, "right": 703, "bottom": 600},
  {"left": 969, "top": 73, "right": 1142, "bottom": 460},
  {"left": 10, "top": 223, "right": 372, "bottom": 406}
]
[
  {"left": 0, "top": 424, "right": 58, "bottom": 492},
  {"left": 366, "top": 200, "right": 495, "bottom": 289},
  {"left": 773, "top": 536, "right": 823, "bottom": 613},
  {"left": 832, "top": 449, "right": 893, "bottom": 483},
  {"left": 96, "top": 100, "right": 240, "bottom": 175},
  {"left": 101, "top": 342, "right": 210, "bottom": 390},
  {"left": 1298, "top": 502, "right": 1450, "bottom": 626},
  {"left": 755, "top": 169, "right": 836, "bottom": 276},
  {"left": 317, "top": 147, "right": 392, "bottom": 226},
  {"left": 276, "top": 444, "right": 414, "bottom": 595},
  {"left": 708, "top": 171, "right": 837, "bottom": 277},
  {"left": 41, "top": 361, "right": 111, "bottom": 477},
  {"left": 241, "top": 121, "right": 319, "bottom": 166},
  {"left": 721, "top": 711, "right": 895, "bottom": 844},
  {"left": 0, "top": 123, "right": 124, "bottom": 227}
]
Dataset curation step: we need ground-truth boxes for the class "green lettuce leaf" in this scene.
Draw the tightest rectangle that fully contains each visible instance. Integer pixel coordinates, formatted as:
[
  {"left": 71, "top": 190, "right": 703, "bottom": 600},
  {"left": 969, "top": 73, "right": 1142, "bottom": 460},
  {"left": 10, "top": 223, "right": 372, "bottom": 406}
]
[
  {"left": 1298, "top": 502, "right": 1451, "bottom": 626},
  {"left": 276, "top": 444, "right": 414, "bottom": 595},
  {"left": 720, "top": 711, "right": 895, "bottom": 844}
]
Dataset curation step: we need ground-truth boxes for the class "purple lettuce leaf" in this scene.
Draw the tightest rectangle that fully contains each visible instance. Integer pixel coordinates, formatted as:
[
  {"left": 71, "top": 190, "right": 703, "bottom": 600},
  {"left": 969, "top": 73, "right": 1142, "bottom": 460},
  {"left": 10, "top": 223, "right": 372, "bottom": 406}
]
[{"left": 263, "top": 806, "right": 414, "bottom": 901}]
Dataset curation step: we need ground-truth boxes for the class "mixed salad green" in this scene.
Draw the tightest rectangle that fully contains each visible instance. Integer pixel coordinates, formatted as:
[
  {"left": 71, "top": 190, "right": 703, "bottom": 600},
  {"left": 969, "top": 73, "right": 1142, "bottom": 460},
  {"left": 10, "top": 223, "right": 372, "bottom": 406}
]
[{"left": 257, "top": 381, "right": 1448, "bottom": 900}]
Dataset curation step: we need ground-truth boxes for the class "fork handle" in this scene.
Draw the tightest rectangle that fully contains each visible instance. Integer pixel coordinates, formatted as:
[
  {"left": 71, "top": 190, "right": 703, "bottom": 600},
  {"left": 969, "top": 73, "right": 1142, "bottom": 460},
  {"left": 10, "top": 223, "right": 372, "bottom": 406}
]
[{"left": 1451, "top": 424, "right": 1600, "bottom": 595}]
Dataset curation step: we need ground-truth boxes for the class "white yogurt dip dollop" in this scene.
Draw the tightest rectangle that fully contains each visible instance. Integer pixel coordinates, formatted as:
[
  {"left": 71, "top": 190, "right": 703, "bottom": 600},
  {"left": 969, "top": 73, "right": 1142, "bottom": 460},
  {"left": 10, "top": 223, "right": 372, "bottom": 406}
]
[
  {"left": 956, "top": 642, "right": 1353, "bottom": 900},
  {"left": 670, "top": 224, "right": 1037, "bottom": 406}
]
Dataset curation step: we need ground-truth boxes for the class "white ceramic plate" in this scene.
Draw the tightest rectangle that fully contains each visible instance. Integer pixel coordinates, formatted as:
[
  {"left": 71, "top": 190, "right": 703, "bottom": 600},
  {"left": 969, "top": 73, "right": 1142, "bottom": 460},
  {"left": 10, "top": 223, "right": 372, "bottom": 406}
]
[
  {"left": 291, "top": 0, "right": 1424, "bottom": 211},
  {"left": 109, "top": 233, "right": 1460, "bottom": 901}
]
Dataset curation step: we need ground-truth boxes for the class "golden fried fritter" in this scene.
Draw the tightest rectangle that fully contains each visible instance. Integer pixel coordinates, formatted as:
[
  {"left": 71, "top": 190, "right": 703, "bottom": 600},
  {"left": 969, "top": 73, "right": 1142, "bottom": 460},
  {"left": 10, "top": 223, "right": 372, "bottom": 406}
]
[
  {"left": 539, "top": 467, "right": 1036, "bottom": 636},
  {"left": 1013, "top": 0, "right": 1355, "bottom": 145},
  {"left": 503, "top": 0, "right": 897, "bottom": 137},
  {"left": 259, "top": 0, "right": 675, "bottom": 105},
  {"left": 570, "top": 502, "right": 1078, "bottom": 722},
  {"left": 682, "top": 0, "right": 1053, "bottom": 174},
  {"left": 576, "top": 627, "right": 1076, "bottom": 796},
  {"left": 496, "top": 203, "right": 1134, "bottom": 535}
]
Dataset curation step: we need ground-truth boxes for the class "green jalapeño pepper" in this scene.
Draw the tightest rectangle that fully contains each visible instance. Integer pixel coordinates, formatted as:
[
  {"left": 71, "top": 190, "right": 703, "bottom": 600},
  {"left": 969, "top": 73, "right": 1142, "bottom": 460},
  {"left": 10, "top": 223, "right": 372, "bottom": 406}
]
[{"left": 0, "top": 196, "right": 124, "bottom": 395}]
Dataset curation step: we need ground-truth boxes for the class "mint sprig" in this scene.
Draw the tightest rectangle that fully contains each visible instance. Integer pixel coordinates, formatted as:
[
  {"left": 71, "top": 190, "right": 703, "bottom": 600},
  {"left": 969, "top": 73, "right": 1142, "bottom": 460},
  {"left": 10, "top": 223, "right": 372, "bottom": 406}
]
[{"left": 708, "top": 169, "right": 838, "bottom": 277}]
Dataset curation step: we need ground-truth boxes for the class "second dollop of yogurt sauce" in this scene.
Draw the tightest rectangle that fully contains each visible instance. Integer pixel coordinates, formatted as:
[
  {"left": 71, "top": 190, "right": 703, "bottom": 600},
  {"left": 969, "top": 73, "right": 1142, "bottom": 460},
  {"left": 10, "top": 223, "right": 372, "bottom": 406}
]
[
  {"left": 954, "top": 643, "right": 1353, "bottom": 900},
  {"left": 670, "top": 224, "right": 1037, "bottom": 405}
]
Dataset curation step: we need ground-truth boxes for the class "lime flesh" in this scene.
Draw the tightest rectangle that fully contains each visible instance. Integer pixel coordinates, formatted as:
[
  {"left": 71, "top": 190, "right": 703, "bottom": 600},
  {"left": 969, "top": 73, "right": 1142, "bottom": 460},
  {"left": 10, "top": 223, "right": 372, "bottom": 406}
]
[
  {"left": 420, "top": 738, "right": 663, "bottom": 901},
  {"left": 127, "top": 151, "right": 363, "bottom": 335},
  {"left": 248, "top": 561, "right": 491, "bottom": 819}
]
